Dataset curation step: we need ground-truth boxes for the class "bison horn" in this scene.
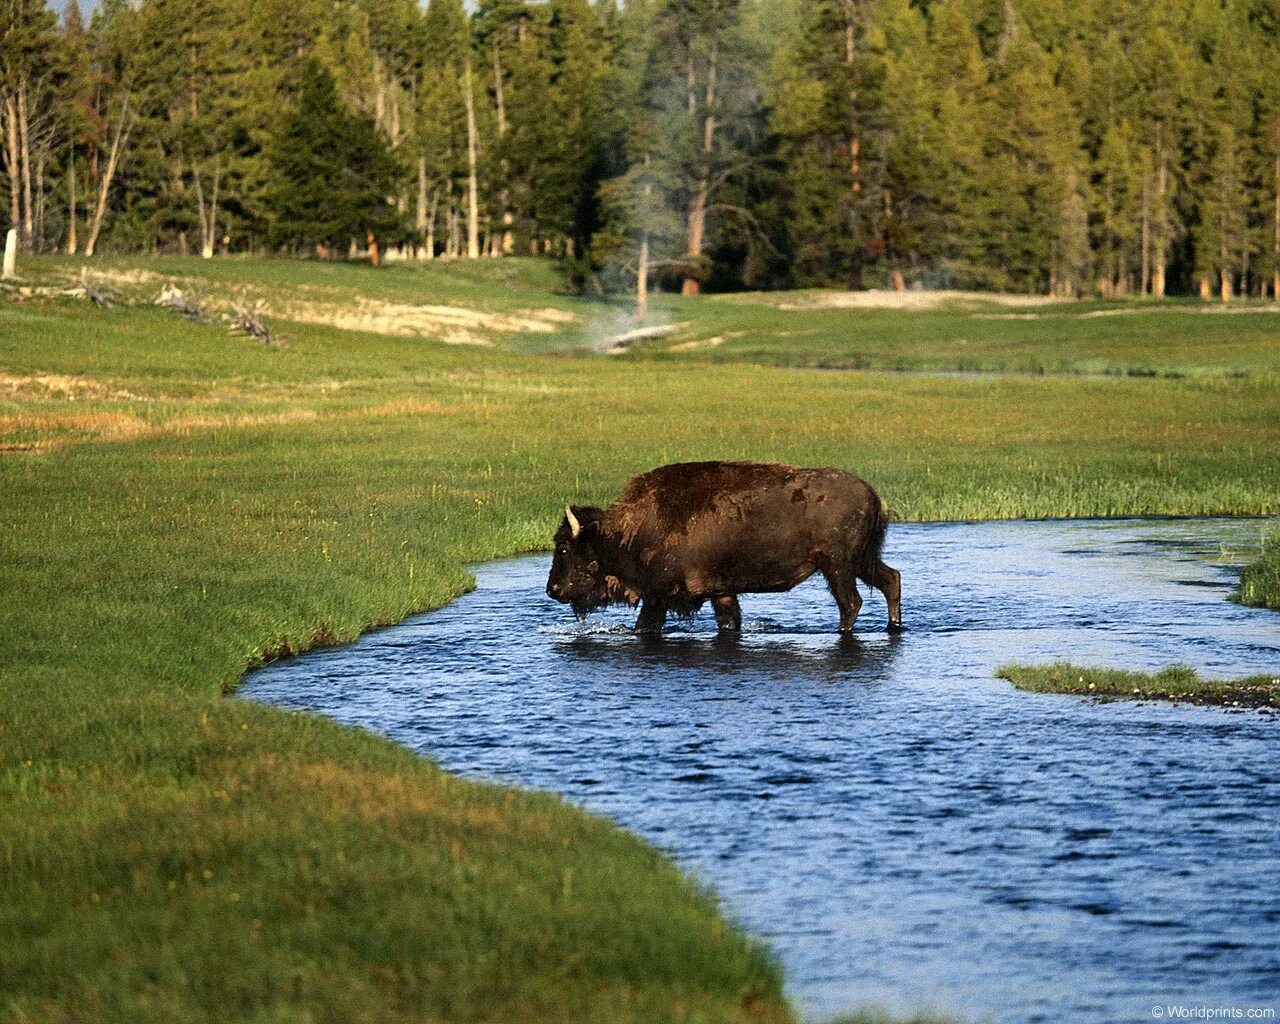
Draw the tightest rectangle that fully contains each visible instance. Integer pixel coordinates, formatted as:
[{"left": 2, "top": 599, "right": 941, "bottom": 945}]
[{"left": 565, "top": 505, "right": 581, "bottom": 539}]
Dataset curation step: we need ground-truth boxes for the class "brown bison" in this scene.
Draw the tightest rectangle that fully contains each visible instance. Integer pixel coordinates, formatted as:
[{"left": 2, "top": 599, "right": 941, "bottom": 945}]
[{"left": 546, "top": 461, "right": 902, "bottom": 634}]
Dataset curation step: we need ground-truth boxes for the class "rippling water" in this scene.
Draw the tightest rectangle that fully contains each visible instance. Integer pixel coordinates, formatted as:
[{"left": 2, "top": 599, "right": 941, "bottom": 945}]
[{"left": 244, "top": 518, "right": 1280, "bottom": 1023}]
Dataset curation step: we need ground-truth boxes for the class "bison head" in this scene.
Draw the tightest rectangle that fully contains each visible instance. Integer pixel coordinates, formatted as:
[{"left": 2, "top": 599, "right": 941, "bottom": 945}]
[{"left": 545, "top": 505, "right": 613, "bottom": 617}]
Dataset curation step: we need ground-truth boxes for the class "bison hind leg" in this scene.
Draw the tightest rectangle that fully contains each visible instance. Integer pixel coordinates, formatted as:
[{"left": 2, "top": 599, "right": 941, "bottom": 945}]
[
  {"left": 712, "top": 595, "right": 741, "bottom": 632},
  {"left": 820, "top": 567, "right": 863, "bottom": 633},
  {"left": 876, "top": 561, "right": 903, "bottom": 632}
]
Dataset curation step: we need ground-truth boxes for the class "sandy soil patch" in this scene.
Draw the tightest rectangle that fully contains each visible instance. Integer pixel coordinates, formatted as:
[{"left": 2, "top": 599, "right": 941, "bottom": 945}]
[{"left": 276, "top": 298, "right": 576, "bottom": 345}]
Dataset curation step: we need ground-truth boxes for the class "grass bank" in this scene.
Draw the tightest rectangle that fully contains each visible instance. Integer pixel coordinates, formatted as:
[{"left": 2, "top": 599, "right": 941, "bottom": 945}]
[
  {"left": 3, "top": 257, "right": 1279, "bottom": 1022},
  {"left": 997, "top": 663, "right": 1280, "bottom": 709}
]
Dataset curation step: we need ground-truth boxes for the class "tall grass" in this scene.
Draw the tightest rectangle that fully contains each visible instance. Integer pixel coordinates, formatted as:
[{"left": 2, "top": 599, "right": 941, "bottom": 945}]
[{"left": 2, "top": 260, "right": 1278, "bottom": 1023}]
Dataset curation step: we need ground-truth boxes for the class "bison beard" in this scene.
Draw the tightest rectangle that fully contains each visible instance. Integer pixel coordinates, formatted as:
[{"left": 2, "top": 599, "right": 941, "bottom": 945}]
[{"left": 546, "top": 461, "right": 903, "bottom": 634}]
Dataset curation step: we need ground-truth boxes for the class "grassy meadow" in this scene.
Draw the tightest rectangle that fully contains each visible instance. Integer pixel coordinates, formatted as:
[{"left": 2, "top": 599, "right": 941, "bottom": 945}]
[
  {"left": 2, "top": 256, "right": 1279, "bottom": 1023},
  {"left": 643, "top": 291, "right": 1280, "bottom": 380}
]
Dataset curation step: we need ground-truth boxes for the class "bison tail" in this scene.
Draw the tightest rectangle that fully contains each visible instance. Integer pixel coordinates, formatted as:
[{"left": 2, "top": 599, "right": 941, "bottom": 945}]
[{"left": 858, "top": 492, "right": 888, "bottom": 589}]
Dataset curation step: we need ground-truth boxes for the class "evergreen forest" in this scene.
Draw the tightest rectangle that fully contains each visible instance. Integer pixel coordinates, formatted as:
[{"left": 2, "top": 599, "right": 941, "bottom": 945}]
[{"left": 4, "top": 0, "right": 1280, "bottom": 299}]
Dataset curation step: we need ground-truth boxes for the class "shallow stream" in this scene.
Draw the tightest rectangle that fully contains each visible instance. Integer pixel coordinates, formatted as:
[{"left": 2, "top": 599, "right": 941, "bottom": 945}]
[{"left": 245, "top": 518, "right": 1280, "bottom": 1023}]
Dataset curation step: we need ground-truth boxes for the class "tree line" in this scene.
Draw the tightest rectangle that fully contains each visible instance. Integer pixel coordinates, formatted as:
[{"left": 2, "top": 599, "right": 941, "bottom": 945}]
[{"left": 4, "top": 0, "right": 1279, "bottom": 301}]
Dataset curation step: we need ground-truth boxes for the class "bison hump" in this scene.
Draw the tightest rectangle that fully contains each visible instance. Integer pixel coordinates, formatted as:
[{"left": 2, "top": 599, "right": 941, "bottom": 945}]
[{"left": 612, "top": 461, "right": 805, "bottom": 537}]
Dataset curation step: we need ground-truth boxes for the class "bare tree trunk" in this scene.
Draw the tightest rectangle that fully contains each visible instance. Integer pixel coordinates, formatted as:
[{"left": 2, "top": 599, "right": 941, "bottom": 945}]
[
  {"left": 682, "top": 43, "right": 717, "bottom": 297},
  {"left": 463, "top": 59, "right": 480, "bottom": 260},
  {"left": 446, "top": 188, "right": 459, "bottom": 258},
  {"left": 416, "top": 157, "right": 428, "bottom": 236},
  {"left": 207, "top": 169, "right": 220, "bottom": 258},
  {"left": 85, "top": 92, "right": 132, "bottom": 258},
  {"left": 1219, "top": 202, "right": 1231, "bottom": 303},
  {"left": 3, "top": 228, "right": 16, "bottom": 279},
  {"left": 1153, "top": 146, "right": 1167, "bottom": 298},
  {"left": 493, "top": 43, "right": 514, "bottom": 256},
  {"left": 1140, "top": 166, "right": 1150, "bottom": 295},
  {"left": 17, "top": 83, "right": 34, "bottom": 246},
  {"left": 423, "top": 187, "right": 438, "bottom": 260},
  {"left": 194, "top": 163, "right": 220, "bottom": 259},
  {"left": 1, "top": 93, "right": 18, "bottom": 232},
  {"left": 636, "top": 229, "right": 650, "bottom": 319},
  {"left": 637, "top": 153, "right": 653, "bottom": 318},
  {"left": 66, "top": 152, "right": 77, "bottom": 255},
  {"left": 35, "top": 149, "right": 46, "bottom": 248}
]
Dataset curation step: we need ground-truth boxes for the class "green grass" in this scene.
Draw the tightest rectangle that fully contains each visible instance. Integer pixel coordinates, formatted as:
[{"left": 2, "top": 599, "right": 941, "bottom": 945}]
[
  {"left": 997, "top": 663, "right": 1280, "bottom": 709},
  {"left": 3, "top": 257, "right": 1280, "bottom": 1023},
  {"left": 637, "top": 292, "right": 1280, "bottom": 379}
]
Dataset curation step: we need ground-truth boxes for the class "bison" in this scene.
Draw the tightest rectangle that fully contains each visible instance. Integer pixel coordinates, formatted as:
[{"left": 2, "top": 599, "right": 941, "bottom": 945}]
[{"left": 545, "top": 461, "right": 902, "bottom": 634}]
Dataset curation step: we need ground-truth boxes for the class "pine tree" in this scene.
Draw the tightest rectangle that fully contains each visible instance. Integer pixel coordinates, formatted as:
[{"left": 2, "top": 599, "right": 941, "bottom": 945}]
[
  {"left": 416, "top": 0, "right": 470, "bottom": 257},
  {"left": 770, "top": 0, "right": 890, "bottom": 288},
  {"left": 545, "top": 0, "right": 612, "bottom": 265},
  {"left": 268, "top": 60, "right": 401, "bottom": 261},
  {"left": 978, "top": 18, "right": 1082, "bottom": 292}
]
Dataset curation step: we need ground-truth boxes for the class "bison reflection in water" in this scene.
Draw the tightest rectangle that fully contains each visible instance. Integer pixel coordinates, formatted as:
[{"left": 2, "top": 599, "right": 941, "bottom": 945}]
[{"left": 545, "top": 461, "right": 903, "bottom": 634}]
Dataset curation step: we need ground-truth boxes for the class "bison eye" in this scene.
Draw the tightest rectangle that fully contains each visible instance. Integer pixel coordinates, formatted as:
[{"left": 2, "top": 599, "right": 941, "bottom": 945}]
[{"left": 556, "top": 545, "right": 568, "bottom": 556}]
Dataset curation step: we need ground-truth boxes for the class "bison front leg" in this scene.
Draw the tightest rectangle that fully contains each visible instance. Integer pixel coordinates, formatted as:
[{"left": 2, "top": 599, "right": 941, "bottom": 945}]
[
  {"left": 875, "top": 561, "right": 903, "bottom": 632},
  {"left": 821, "top": 569, "right": 862, "bottom": 633},
  {"left": 712, "top": 595, "right": 741, "bottom": 632},
  {"left": 634, "top": 599, "right": 667, "bottom": 635}
]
